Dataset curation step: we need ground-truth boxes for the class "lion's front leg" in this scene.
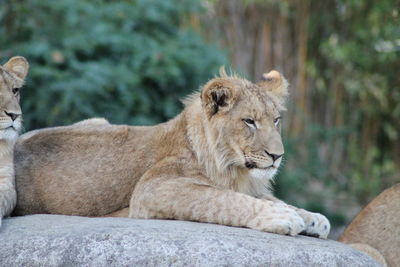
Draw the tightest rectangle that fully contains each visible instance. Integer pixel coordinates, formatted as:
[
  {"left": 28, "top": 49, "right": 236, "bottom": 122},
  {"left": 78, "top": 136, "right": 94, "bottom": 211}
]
[
  {"left": 0, "top": 177, "right": 17, "bottom": 227},
  {"left": 262, "top": 195, "right": 330, "bottom": 238},
  {"left": 129, "top": 177, "right": 306, "bottom": 236}
]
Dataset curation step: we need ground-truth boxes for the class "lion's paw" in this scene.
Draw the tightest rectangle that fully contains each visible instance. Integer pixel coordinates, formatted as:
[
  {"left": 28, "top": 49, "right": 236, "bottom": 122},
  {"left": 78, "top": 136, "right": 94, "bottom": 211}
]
[
  {"left": 297, "top": 209, "right": 330, "bottom": 239},
  {"left": 248, "top": 206, "right": 305, "bottom": 236}
]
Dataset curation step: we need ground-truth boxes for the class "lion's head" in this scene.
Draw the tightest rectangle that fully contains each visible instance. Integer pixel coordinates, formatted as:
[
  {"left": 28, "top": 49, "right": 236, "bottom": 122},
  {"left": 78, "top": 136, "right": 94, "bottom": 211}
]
[
  {"left": 0, "top": 56, "right": 29, "bottom": 142},
  {"left": 199, "top": 68, "right": 288, "bottom": 182}
]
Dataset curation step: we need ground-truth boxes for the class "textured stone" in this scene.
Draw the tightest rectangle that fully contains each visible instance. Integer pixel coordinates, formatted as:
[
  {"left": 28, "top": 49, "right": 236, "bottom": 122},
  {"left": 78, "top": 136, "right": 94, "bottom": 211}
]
[{"left": 0, "top": 215, "right": 380, "bottom": 267}]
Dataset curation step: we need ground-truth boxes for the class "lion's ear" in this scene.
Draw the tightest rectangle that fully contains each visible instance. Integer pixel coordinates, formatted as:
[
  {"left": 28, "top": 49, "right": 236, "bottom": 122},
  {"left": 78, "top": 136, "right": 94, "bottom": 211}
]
[
  {"left": 3, "top": 56, "right": 29, "bottom": 81},
  {"left": 201, "top": 78, "right": 238, "bottom": 118},
  {"left": 257, "top": 70, "right": 288, "bottom": 101}
]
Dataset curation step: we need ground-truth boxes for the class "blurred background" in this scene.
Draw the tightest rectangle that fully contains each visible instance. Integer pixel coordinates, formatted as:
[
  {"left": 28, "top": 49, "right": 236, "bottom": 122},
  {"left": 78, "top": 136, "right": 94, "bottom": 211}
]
[{"left": 1, "top": 0, "right": 399, "bottom": 238}]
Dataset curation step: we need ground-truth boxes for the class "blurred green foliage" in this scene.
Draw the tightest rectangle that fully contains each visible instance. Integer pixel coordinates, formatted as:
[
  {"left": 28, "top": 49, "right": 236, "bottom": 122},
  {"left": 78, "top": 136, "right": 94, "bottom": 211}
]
[
  {"left": 307, "top": 0, "right": 399, "bottom": 201},
  {"left": 0, "top": 0, "right": 226, "bottom": 129}
]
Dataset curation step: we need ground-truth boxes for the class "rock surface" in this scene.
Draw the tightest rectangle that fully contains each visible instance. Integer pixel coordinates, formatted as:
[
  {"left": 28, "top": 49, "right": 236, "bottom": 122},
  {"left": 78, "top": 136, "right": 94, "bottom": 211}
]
[{"left": 0, "top": 215, "right": 380, "bottom": 267}]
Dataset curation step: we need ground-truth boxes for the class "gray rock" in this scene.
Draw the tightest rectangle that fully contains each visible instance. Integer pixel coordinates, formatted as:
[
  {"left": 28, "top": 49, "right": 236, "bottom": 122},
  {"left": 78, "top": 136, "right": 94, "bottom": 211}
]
[{"left": 0, "top": 215, "right": 380, "bottom": 267}]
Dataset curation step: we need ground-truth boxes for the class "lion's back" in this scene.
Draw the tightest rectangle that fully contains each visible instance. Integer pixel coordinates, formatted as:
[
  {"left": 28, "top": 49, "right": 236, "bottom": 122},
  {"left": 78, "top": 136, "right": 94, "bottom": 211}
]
[{"left": 13, "top": 121, "right": 140, "bottom": 216}]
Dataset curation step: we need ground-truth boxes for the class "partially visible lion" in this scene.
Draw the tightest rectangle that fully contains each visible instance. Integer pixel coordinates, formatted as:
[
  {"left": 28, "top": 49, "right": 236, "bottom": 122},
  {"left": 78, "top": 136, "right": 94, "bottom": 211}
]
[
  {"left": 14, "top": 68, "right": 330, "bottom": 238},
  {"left": 0, "top": 56, "right": 29, "bottom": 227},
  {"left": 340, "top": 183, "right": 400, "bottom": 266}
]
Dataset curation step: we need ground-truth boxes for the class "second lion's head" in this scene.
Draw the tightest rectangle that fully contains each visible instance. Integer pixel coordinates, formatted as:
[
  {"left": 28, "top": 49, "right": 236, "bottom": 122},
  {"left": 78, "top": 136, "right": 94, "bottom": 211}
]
[{"left": 0, "top": 56, "right": 29, "bottom": 143}]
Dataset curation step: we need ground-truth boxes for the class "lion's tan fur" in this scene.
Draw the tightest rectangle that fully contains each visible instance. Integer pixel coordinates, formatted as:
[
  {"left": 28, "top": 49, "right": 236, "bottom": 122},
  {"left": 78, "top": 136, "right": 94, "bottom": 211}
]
[
  {"left": 0, "top": 56, "right": 28, "bottom": 227},
  {"left": 14, "top": 68, "right": 329, "bottom": 238},
  {"left": 340, "top": 184, "right": 399, "bottom": 266}
]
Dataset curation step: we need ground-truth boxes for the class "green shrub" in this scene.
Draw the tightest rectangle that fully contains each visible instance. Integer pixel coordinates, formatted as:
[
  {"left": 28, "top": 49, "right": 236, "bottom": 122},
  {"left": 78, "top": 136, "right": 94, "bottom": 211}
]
[{"left": 0, "top": 0, "right": 226, "bottom": 130}]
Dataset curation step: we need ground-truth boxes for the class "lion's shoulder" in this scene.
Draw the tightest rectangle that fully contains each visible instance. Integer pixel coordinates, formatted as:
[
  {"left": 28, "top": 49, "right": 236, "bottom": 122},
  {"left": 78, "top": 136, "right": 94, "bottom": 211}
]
[{"left": 72, "top": 118, "right": 110, "bottom": 126}]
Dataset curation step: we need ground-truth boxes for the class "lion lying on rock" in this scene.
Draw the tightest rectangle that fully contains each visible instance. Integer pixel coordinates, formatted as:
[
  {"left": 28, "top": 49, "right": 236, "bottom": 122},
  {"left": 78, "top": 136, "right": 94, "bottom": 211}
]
[
  {"left": 13, "top": 68, "right": 330, "bottom": 238},
  {"left": 0, "top": 56, "right": 29, "bottom": 227}
]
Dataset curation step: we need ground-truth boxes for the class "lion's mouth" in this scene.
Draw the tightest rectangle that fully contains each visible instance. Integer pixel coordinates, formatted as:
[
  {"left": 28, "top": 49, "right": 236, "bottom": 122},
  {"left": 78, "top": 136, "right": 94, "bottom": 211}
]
[
  {"left": 260, "top": 166, "right": 275, "bottom": 170},
  {"left": 245, "top": 161, "right": 257, "bottom": 169},
  {"left": 245, "top": 159, "right": 275, "bottom": 170}
]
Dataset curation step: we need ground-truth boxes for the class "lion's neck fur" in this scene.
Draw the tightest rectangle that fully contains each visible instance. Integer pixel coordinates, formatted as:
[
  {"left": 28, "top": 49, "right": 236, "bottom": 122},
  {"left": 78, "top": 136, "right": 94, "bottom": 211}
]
[
  {"left": 182, "top": 95, "right": 273, "bottom": 198},
  {"left": 0, "top": 141, "right": 15, "bottom": 181},
  {"left": 0, "top": 140, "right": 16, "bottom": 218}
]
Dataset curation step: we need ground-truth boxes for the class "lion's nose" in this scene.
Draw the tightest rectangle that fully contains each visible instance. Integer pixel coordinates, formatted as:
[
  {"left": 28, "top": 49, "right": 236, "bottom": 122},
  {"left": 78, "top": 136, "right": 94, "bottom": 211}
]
[
  {"left": 5, "top": 111, "right": 20, "bottom": 121},
  {"left": 265, "top": 151, "right": 283, "bottom": 162}
]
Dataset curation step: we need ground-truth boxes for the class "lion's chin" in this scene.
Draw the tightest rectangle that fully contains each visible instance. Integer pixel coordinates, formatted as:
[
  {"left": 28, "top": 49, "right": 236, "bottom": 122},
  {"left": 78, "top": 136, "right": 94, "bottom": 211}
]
[
  {"left": 0, "top": 127, "right": 19, "bottom": 143},
  {"left": 248, "top": 167, "right": 277, "bottom": 180}
]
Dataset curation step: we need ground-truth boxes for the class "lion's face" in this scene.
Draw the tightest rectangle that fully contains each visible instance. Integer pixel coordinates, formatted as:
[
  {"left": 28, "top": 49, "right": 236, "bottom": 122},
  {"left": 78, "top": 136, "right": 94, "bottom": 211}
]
[
  {"left": 201, "top": 70, "right": 288, "bottom": 180},
  {"left": 0, "top": 57, "right": 29, "bottom": 142}
]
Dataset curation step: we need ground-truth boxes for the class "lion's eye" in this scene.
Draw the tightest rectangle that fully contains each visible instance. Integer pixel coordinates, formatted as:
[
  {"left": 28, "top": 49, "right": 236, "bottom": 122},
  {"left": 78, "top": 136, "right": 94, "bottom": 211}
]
[
  {"left": 274, "top": 117, "right": 281, "bottom": 127},
  {"left": 243, "top": 118, "right": 256, "bottom": 128},
  {"left": 12, "top": 88, "right": 19, "bottom": 95}
]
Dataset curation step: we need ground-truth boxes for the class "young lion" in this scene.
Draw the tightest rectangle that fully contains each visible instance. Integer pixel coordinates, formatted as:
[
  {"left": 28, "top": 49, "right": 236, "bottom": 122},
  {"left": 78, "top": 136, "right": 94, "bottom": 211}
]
[
  {"left": 14, "top": 69, "right": 330, "bottom": 238},
  {"left": 0, "top": 56, "right": 29, "bottom": 227}
]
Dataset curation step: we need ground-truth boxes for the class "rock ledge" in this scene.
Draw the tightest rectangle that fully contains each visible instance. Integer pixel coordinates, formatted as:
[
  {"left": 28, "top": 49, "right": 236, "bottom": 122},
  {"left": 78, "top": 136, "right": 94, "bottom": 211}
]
[{"left": 0, "top": 215, "right": 379, "bottom": 266}]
